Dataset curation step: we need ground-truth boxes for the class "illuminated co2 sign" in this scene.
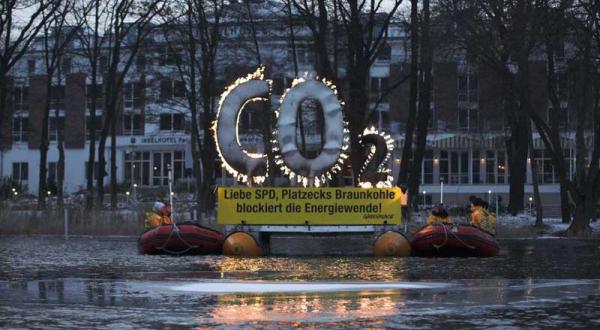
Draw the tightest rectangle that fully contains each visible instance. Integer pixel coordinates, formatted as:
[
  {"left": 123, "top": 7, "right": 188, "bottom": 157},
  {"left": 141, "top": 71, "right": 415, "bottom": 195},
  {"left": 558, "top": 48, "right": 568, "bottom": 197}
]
[
  {"left": 214, "top": 68, "right": 390, "bottom": 187},
  {"left": 214, "top": 69, "right": 269, "bottom": 185},
  {"left": 274, "top": 77, "right": 348, "bottom": 187},
  {"left": 358, "top": 127, "right": 395, "bottom": 188}
]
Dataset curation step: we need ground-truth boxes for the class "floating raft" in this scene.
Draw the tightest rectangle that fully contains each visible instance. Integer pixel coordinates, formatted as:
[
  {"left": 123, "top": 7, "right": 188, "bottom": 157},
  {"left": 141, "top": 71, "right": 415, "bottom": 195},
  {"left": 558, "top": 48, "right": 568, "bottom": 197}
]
[
  {"left": 411, "top": 223, "right": 500, "bottom": 258},
  {"left": 138, "top": 223, "right": 224, "bottom": 255}
]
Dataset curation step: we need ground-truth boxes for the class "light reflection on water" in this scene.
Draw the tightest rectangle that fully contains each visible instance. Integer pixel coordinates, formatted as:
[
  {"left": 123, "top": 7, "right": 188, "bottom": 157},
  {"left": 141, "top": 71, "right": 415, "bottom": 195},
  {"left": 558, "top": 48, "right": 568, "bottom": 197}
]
[
  {"left": 207, "top": 292, "right": 401, "bottom": 325},
  {"left": 1, "top": 236, "right": 600, "bottom": 328}
]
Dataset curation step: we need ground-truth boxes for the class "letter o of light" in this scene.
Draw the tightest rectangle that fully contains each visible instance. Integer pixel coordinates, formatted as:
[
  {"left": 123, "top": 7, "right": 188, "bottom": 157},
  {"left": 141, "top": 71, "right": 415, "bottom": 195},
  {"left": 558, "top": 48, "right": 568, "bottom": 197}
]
[
  {"left": 215, "top": 77, "right": 269, "bottom": 184},
  {"left": 276, "top": 79, "right": 345, "bottom": 183}
]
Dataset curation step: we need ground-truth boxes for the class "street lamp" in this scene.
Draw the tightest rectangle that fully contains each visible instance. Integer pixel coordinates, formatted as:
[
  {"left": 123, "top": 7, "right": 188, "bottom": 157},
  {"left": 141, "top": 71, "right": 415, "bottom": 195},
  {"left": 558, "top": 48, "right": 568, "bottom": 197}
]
[
  {"left": 422, "top": 191, "right": 427, "bottom": 210},
  {"left": 529, "top": 196, "right": 533, "bottom": 216},
  {"left": 487, "top": 190, "right": 492, "bottom": 204}
]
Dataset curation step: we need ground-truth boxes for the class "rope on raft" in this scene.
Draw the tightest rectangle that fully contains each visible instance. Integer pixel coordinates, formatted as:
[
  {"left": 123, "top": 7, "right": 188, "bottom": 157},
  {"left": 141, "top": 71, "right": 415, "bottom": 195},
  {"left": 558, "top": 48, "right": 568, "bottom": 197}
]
[
  {"left": 156, "top": 170, "right": 198, "bottom": 255},
  {"left": 432, "top": 223, "right": 477, "bottom": 250}
]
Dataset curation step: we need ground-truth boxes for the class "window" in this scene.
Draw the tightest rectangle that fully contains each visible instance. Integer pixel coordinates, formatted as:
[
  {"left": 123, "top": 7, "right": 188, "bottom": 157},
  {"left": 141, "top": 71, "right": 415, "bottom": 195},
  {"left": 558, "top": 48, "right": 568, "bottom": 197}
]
[
  {"left": 123, "top": 82, "right": 144, "bottom": 109},
  {"left": 12, "top": 162, "right": 28, "bottom": 185},
  {"left": 472, "top": 150, "right": 481, "bottom": 184},
  {"left": 497, "top": 151, "right": 507, "bottom": 184},
  {"left": 159, "top": 113, "right": 184, "bottom": 131},
  {"left": 98, "top": 55, "right": 108, "bottom": 72},
  {"left": 14, "top": 86, "right": 28, "bottom": 111},
  {"left": 173, "top": 151, "right": 185, "bottom": 183},
  {"left": 484, "top": 150, "right": 508, "bottom": 184},
  {"left": 533, "top": 150, "right": 558, "bottom": 184},
  {"left": 549, "top": 105, "right": 571, "bottom": 129},
  {"left": 12, "top": 115, "right": 28, "bottom": 143},
  {"left": 27, "top": 59, "right": 36, "bottom": 74},
  {"left": 159, "top": 79, "right": 185, "bottom": 100},
  {"left": 428, "top": 106, "right": 436, "bottom": 130},
  {"left": 159, "top": 48, "right": 182, "bottom": 66},
  {"left": 123, "top": 113, "right": 142, "bottom": 135},
  {"left": 460, "top": 151, "right": 469, "bottom": 183},
  {"left": 377, "top": 111, "right": 390, "bottom": 132},
  {"left": 485, "top": 150, "right": 496, "bottom": 184},
  {"left": 290, "top": 44, "right": 314, "bottom": 65},
  {"left": 86, "top": 112, "right": 103, "bottom": 139},
  {"left": 439, "top": 151, "right": 449, "bottom": 183},
  {"left": 48, "top": 162, "right": 58, "bottom": 182},
  {"left": 449, "top": 151, "right": 469, "bottom": 184},
  {"left": 370, "top": 77, "right": 389, "bottom": 102},
  {"left": 124, "top": 151, "right": 150, "bottom": 186},
  {"left": 557, "top": 72, "right": 568, "bottom": 101},
  {"left": 86, "top": 84, "right": 103, "bottom": 110},
  {"left": 150, "top": 151, "right": 185, "bottom": 186},
  {"left": 376, "top": 43, "right": 392, "bottom": 61},
  {"left": 61, "top": 57, "right": 72, "bottom": 74},
  {"left": 458, "top": 70, "right": 478, "bottom": 131},
  {"left": 422, "top": 150, "right": 433, "bottom": 184},
  {"left": 458, "top": 106, "right": 478, "bottom": 131},
  {"left": 49, "top": 114, "right": 65, "bottom": 142},
  {"left": 458, "top": 72, "right": 478, "bottom": 103}
]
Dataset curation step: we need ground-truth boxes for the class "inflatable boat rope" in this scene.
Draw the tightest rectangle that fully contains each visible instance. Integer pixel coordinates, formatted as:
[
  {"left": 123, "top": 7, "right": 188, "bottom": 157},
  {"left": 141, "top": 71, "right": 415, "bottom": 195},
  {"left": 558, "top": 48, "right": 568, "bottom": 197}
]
[
  {"left": 156, "top": 170, "right": 197, "bottom": 255},
  {"left": 432, "top": 223, "right": 476, "bottom": 250}
]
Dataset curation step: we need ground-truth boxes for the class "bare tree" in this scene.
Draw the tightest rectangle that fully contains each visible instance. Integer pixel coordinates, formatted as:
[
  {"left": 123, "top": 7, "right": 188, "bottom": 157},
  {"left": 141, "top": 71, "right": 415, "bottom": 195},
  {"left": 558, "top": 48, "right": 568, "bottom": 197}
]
[
  {"left": 0, "top": 1, "right": 58, "bottom": 153},
  {"left": 285, "top": 0, "right": 299, "bottom": 76},
  {"left": 158, "top": 0, "right": 225, "bottom": 219},
  {"left": 528, "top": 0, "right": 600, "bottom": 235},
  {"left": 396, "top": 0, "right": 419, "bottom": 191},
  {"left": 336, "top": 0, "right": 402, "bottom": 184},
  {"left": 292, "top": 0, "right": 337, "bottom": 81},
  {"left": 38, "top": 0, "right": 85, "bottom": 209},
  {"left": 439, "top": 0, "right": 546, "bottom": 215},
  {"left": 442, "top": 0, "right": 600, "bottom": 235},
  {"left": 95, "top": 0, "right": 164, "bottom": 209},
  {"left": 408, "top": 0, "right": 432, "bottom": 210},
  {"left": 74, "top": 0, "right": 107, "bottom": 211}
]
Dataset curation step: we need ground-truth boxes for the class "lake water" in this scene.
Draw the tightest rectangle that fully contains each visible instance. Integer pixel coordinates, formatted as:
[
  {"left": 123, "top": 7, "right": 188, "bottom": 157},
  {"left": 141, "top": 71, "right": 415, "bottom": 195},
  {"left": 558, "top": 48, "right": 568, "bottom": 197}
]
[{"left": 1, "top": 236, "right": 599, "bottom": 329}]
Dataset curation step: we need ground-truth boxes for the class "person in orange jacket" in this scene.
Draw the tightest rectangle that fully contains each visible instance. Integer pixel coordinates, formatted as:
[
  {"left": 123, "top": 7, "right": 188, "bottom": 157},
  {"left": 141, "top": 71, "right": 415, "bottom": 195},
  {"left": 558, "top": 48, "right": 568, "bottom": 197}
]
[
  {"left": 144, "top": 201, "right": 173, "bottom": 229},
  {"left": 470, "top": 197, "right": 496, "bottom": 235},
  {"left": 427, "top": 204, "right": 452, "bottom": 225}
]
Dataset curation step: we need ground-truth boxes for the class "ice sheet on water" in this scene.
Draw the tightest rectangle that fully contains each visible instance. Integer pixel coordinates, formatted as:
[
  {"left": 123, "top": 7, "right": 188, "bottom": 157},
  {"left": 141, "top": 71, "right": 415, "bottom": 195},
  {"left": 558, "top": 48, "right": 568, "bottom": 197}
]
[{"left": 171, "top": 280, "right": 453, "bottom": 293}]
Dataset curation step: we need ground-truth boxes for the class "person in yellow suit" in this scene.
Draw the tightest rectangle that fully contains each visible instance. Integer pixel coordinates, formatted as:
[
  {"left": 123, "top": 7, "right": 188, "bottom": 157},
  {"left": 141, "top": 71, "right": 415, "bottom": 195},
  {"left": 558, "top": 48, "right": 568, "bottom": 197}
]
[
  {"left": 144, "top": 202, "right": 173, "bottom": 230},
  {"left": 470, "top": 198, "right": 496, "bottom": 235},
  {"left": 427, "top": 204, "right": 452, "bottom": 225}
]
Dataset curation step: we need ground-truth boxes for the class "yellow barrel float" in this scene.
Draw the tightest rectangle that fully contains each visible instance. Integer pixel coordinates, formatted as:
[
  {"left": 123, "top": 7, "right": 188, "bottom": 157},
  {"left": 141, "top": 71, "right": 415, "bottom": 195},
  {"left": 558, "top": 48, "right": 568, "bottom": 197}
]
[
  {"left": 373, "top": 231, "right": 411, "bottom": 257},
  {"left": 222, "top": 231, "right": 263, "bottom": 256}
]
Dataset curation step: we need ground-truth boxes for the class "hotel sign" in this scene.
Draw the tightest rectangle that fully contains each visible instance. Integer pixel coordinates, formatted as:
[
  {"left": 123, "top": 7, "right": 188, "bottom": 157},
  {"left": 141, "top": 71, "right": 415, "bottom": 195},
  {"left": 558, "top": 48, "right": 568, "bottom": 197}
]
[{"left": 132, "top": 136, "right": 189, "bottom": 145}]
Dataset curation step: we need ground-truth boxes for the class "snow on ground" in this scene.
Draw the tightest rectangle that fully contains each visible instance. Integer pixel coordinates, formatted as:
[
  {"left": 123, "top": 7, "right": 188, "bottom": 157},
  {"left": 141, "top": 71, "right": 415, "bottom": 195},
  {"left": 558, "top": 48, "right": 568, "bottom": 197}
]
[
  {"left": 499, "top": 214, "right": 600, "bottom": 231},
  {"left": 410, "top": 211, "right": 600, "bottom": 236}
]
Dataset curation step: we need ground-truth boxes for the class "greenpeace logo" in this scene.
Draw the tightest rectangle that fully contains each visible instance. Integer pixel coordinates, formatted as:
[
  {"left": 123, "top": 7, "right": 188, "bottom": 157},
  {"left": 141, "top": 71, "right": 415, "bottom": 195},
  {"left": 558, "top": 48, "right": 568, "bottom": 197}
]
[{"left": 362, "top": 214, "right": 394, "bottom": 220}]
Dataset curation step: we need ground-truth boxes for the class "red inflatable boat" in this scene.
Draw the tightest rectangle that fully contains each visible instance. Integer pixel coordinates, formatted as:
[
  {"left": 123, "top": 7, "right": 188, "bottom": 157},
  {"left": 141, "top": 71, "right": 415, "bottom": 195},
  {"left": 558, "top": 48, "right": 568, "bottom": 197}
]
[
  {"left": 138, "top": 223, "right": 225, "bottom": 255},
  {"left": 411, "top": 223, "right": 499, "bottom": 257}
]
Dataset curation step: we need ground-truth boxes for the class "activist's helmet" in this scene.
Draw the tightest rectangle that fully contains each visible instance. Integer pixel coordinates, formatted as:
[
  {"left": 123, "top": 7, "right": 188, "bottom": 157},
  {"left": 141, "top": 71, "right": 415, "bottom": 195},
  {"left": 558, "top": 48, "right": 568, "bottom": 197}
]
[{"left": 153, "top": 201, "right": 165, "bottom": 213}]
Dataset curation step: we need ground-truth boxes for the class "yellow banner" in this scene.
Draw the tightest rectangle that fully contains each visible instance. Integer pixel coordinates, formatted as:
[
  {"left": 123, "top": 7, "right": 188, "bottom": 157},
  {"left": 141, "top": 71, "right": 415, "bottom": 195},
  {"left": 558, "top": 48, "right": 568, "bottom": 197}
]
[{"left": 217, "top": 187, "right": 403, "bottom": 225}]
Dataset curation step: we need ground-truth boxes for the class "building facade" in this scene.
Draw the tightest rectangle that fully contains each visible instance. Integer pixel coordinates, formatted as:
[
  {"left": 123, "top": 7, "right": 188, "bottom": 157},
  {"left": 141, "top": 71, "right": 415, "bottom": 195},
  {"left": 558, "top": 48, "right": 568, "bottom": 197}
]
[{"left": 0, "top": 9, "right": 577, "bottom": 214}]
